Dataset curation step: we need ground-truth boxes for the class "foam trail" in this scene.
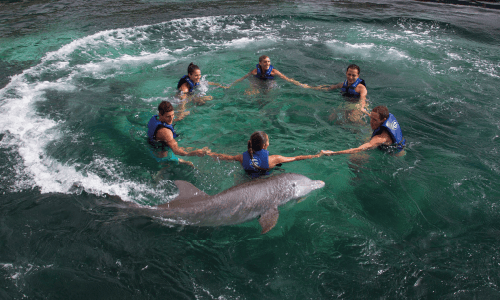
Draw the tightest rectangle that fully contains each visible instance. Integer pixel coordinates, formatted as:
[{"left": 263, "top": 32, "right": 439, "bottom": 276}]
[
  {"left": 0, "top": 25, "right": 176, "bottom": 201},
  {"left": 0, "top": 75, "right": 143, "bottom": 200}
]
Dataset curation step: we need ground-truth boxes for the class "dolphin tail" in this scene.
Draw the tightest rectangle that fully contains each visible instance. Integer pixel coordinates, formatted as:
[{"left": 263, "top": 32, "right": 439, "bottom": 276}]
[{"left": 259, "top": 207, "right": 279, "bottom": 234}]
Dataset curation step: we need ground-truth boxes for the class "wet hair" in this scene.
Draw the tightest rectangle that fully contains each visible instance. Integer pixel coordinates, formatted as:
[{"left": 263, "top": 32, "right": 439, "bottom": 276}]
[
  {"left": 372, "top": 105, "right": 389, "bottom": 121},
  {"left": 187, "top": 62, "right": 200, "bottom": 75},
  {"left": 258, "top": 55, "right": 269, "bottom": 62},
  {"left": 346, "top": 64, "right": 361, "bottom": 75},
  {"left": 247, "top": 131, "right": 269, "bottom": 171},
  {"left": 158, "top": 101, "right": 174, "bottom": 116}
]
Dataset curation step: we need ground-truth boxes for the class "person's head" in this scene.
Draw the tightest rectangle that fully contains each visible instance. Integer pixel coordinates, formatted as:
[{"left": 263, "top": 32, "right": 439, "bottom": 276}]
[
  {"left": 345, "top": 64, "right": 360, "bottom": 85},
  {"left": 258, "top": 55, "right": 271, "bottom": 71},
  {"left": 158, "top": 101, "right": 175, "bottom": 125},
  {"left": 370, "top": 105, "right": 389, "bottom": 130},
  {"left": 187, "top": 62, "right": 201, "bottom": 83},
  {"left": 247, "top": 131, "right": 269, "bottom": 154}
]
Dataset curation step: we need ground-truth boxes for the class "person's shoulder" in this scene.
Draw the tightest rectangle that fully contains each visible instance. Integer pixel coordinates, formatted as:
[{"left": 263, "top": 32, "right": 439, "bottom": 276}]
[
  {"left": 374, "top": 127, "right": 392, "bottom": 144},
  {"left": 357, "top": 81, "right": 367, "bottom": 89},
  {"left": 156, "top": 126, "right": 174, "bottom": 141}
]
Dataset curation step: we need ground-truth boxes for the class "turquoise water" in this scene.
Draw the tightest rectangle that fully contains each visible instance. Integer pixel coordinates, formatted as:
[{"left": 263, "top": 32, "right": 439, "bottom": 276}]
[{"left": 1, "top": 0, "right": 500, "bottom": 298}]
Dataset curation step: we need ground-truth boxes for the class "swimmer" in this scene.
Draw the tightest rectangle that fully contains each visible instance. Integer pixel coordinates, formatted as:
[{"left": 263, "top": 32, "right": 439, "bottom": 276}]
[
  {"left": 321, "top": 105, "right": 406, "bottom": 157},
  {"left": 176, "top": 62, "right": 228, "bottom": 118},
  {"left": 147, "top": 101, "right": 211, "bottom": 166},
  {"left": 209, "top": 131, "right": 323, "bottom": 178},
  {"left": 309, "top": 64, "right": 368, "bottom": 122},
  {"left": 229, "top": 55, "right": 310, "bottom": 94},
  {"left": 177, "top": 62, "right": 227, "bottom": 102}
]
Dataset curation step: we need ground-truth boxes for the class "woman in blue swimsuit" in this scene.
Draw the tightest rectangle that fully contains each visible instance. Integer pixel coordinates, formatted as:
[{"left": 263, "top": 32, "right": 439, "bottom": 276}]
[{"left": 209, "top": 131, "right": 323, "bottom": 178}]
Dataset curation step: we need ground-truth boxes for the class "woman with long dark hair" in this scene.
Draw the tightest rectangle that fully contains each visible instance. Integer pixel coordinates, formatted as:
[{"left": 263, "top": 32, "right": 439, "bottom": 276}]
[
  {"left": 177, "top": 62, "right": 227, "bottom": 101},
  {"left": 209, "top": 131, "right": 322, "bottom": 178}
]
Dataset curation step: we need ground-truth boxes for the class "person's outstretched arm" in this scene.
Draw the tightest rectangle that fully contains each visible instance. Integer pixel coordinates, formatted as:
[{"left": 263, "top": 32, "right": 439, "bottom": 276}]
[
  {"left": 268, "top": 152, "right": 323, "bottom": 168},
  {"left": 272, "top": 69, "right": 310, "bottom": 88},
  {"left": 355, "top": 84, "right": 368, "bottom": 113},
  {"left": 227, "top": 70, "right": 255, "bottom": 88},
  {"left": 307, "top": 82, "right": 343, "bottom": 91},
  {"left": 321, "top": 134, "right": 390, "bottom": 156},
  {"left": 156, "top": 127, "right": 210, "bottom": 157},
  {"left": 207, "top": 82, "right": 230, "bottom": 89},
  {"left": 208, "top": 152, "right": 243, "bottom": 163}
]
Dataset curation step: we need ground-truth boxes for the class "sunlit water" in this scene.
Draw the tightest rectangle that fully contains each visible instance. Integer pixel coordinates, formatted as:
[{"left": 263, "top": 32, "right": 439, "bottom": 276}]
[{"left": 1, "top": 0, "right": 500, "bottom": 298}]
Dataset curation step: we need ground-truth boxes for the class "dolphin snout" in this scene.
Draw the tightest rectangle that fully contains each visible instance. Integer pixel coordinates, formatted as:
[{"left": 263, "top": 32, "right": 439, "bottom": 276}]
[{"left": 312, "top": 180, "right": 325, "bottom": 190}]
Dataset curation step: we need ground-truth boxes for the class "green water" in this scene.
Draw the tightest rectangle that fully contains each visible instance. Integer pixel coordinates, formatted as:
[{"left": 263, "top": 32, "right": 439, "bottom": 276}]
[{"left": 1, "top": 0, "right": 500, "bottom": 298}]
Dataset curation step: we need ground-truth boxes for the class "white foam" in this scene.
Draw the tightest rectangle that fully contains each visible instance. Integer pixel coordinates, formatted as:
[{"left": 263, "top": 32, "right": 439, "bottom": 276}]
[
  {"left": 0, "top": 26, "right": 180, "bottom": 200},
  {"left": 447, "top": 52, "right": 462, "bottom": 60},
  {"left": 223, "top": 37, "right": 257, "bottom": 48},
  {"left": 173, "top": 46, "right": 195, "bottom": 54},
  {"left": 0, "top": 262, "right": 54, "bottom": 288},
  {"left": 325, "top": 40, "right": 373, "bottom": 55},
  {"left": 325, "top": 39, "right": 408, "bottom": 61},
  {"left": 141, "top": 96, "right": 173, "bottom": 103},
  {"left": 76, "top": 51, "right": 173, "bottom": 79},
  {"left": 154, "top": 61, "right": 176, "bottom": 70}
]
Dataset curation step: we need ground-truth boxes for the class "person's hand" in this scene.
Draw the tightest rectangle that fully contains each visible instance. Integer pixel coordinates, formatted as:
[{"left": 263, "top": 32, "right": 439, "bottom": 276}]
[
  {"left": 191, "top": 149, "right": 205, "bottom": 157},
  {"left": 245, "top": 89, "right": 259, "bottom": 95},
  {"left": 321, "top": 150, "right": 335, "bottom": 156},
  {"left": 192, "top": 147, "right": 211, "bottom": 157},
  {"left": 195, "top": 95, "right": 213, "bottom": 105},
  {"left": 201, "top": 146, "right": 211, "bottom": 155},
  {"left": 311, "top": 85, "right": 329, "bottom": 91},
  {"left": 176, "top": 110, "right": 190, "bottom": 120},
  {"left": 179, "top": 159, "right": 195, "bottom": 167},
  {"left": 213, "top": 83, "right": 230, "bottom": 89},
  {"left": 360, "top": 106, "right": 369, "bottom": 116}
]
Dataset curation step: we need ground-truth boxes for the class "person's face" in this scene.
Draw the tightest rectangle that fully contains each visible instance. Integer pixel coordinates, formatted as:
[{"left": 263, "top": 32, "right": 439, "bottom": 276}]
[
  {"left": 161, "top": 110, "right": 175, "bottom": 125},
  {"left": 264, "top": 137, "right": 270, "bottom": 149},
  {"left": 345, "top": 68, "right": 359, "bottom": 85},
  {"left": 259, "top": 57, "right": 271, "bottom": 71},
  {"left": 370, "top": 111, "right": 386, "bottom": 130},
  {"left": 188, "top": 69, "right": 202, "bottom": 83}
]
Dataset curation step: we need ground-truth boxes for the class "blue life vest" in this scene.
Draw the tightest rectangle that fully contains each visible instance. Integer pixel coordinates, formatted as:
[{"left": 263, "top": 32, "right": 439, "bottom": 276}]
[
  {"left": 177, "top": 75, "right": 199, "bottom": 93},
  {"left": 255, "top": 64, "right": 274, "bottom": 80},
  {"left": 371, "top": 113, "right": 406, "bottom": 152},
  {"left": 341, "top": 78, "right": 366, "bottom": 97},
  {"left": 242, "top": 149, "right": 270, "bottom": 178},
  {"left": 147, "top": 115, "right": 178, "bottom": 148}
]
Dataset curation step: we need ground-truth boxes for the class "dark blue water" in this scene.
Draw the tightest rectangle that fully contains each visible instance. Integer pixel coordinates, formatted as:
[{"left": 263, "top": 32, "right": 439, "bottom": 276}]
[{"left": 1, "top": 0, "right": 500, "bottom": 298}]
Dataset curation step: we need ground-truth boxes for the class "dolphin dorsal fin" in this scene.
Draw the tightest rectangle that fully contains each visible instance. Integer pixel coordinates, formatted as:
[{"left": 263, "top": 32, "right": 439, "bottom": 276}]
[
  {"left": 259, "top": 207, "right": 279, "bottom": 234},
  {"left": 173, "top": 180, "right": 207, "bottom": 201}
]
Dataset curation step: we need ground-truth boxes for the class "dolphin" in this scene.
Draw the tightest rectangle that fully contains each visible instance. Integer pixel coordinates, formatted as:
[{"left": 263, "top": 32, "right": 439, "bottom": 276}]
[{"left": 130, "top": 173, "right": 325, "bottom": 234}]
